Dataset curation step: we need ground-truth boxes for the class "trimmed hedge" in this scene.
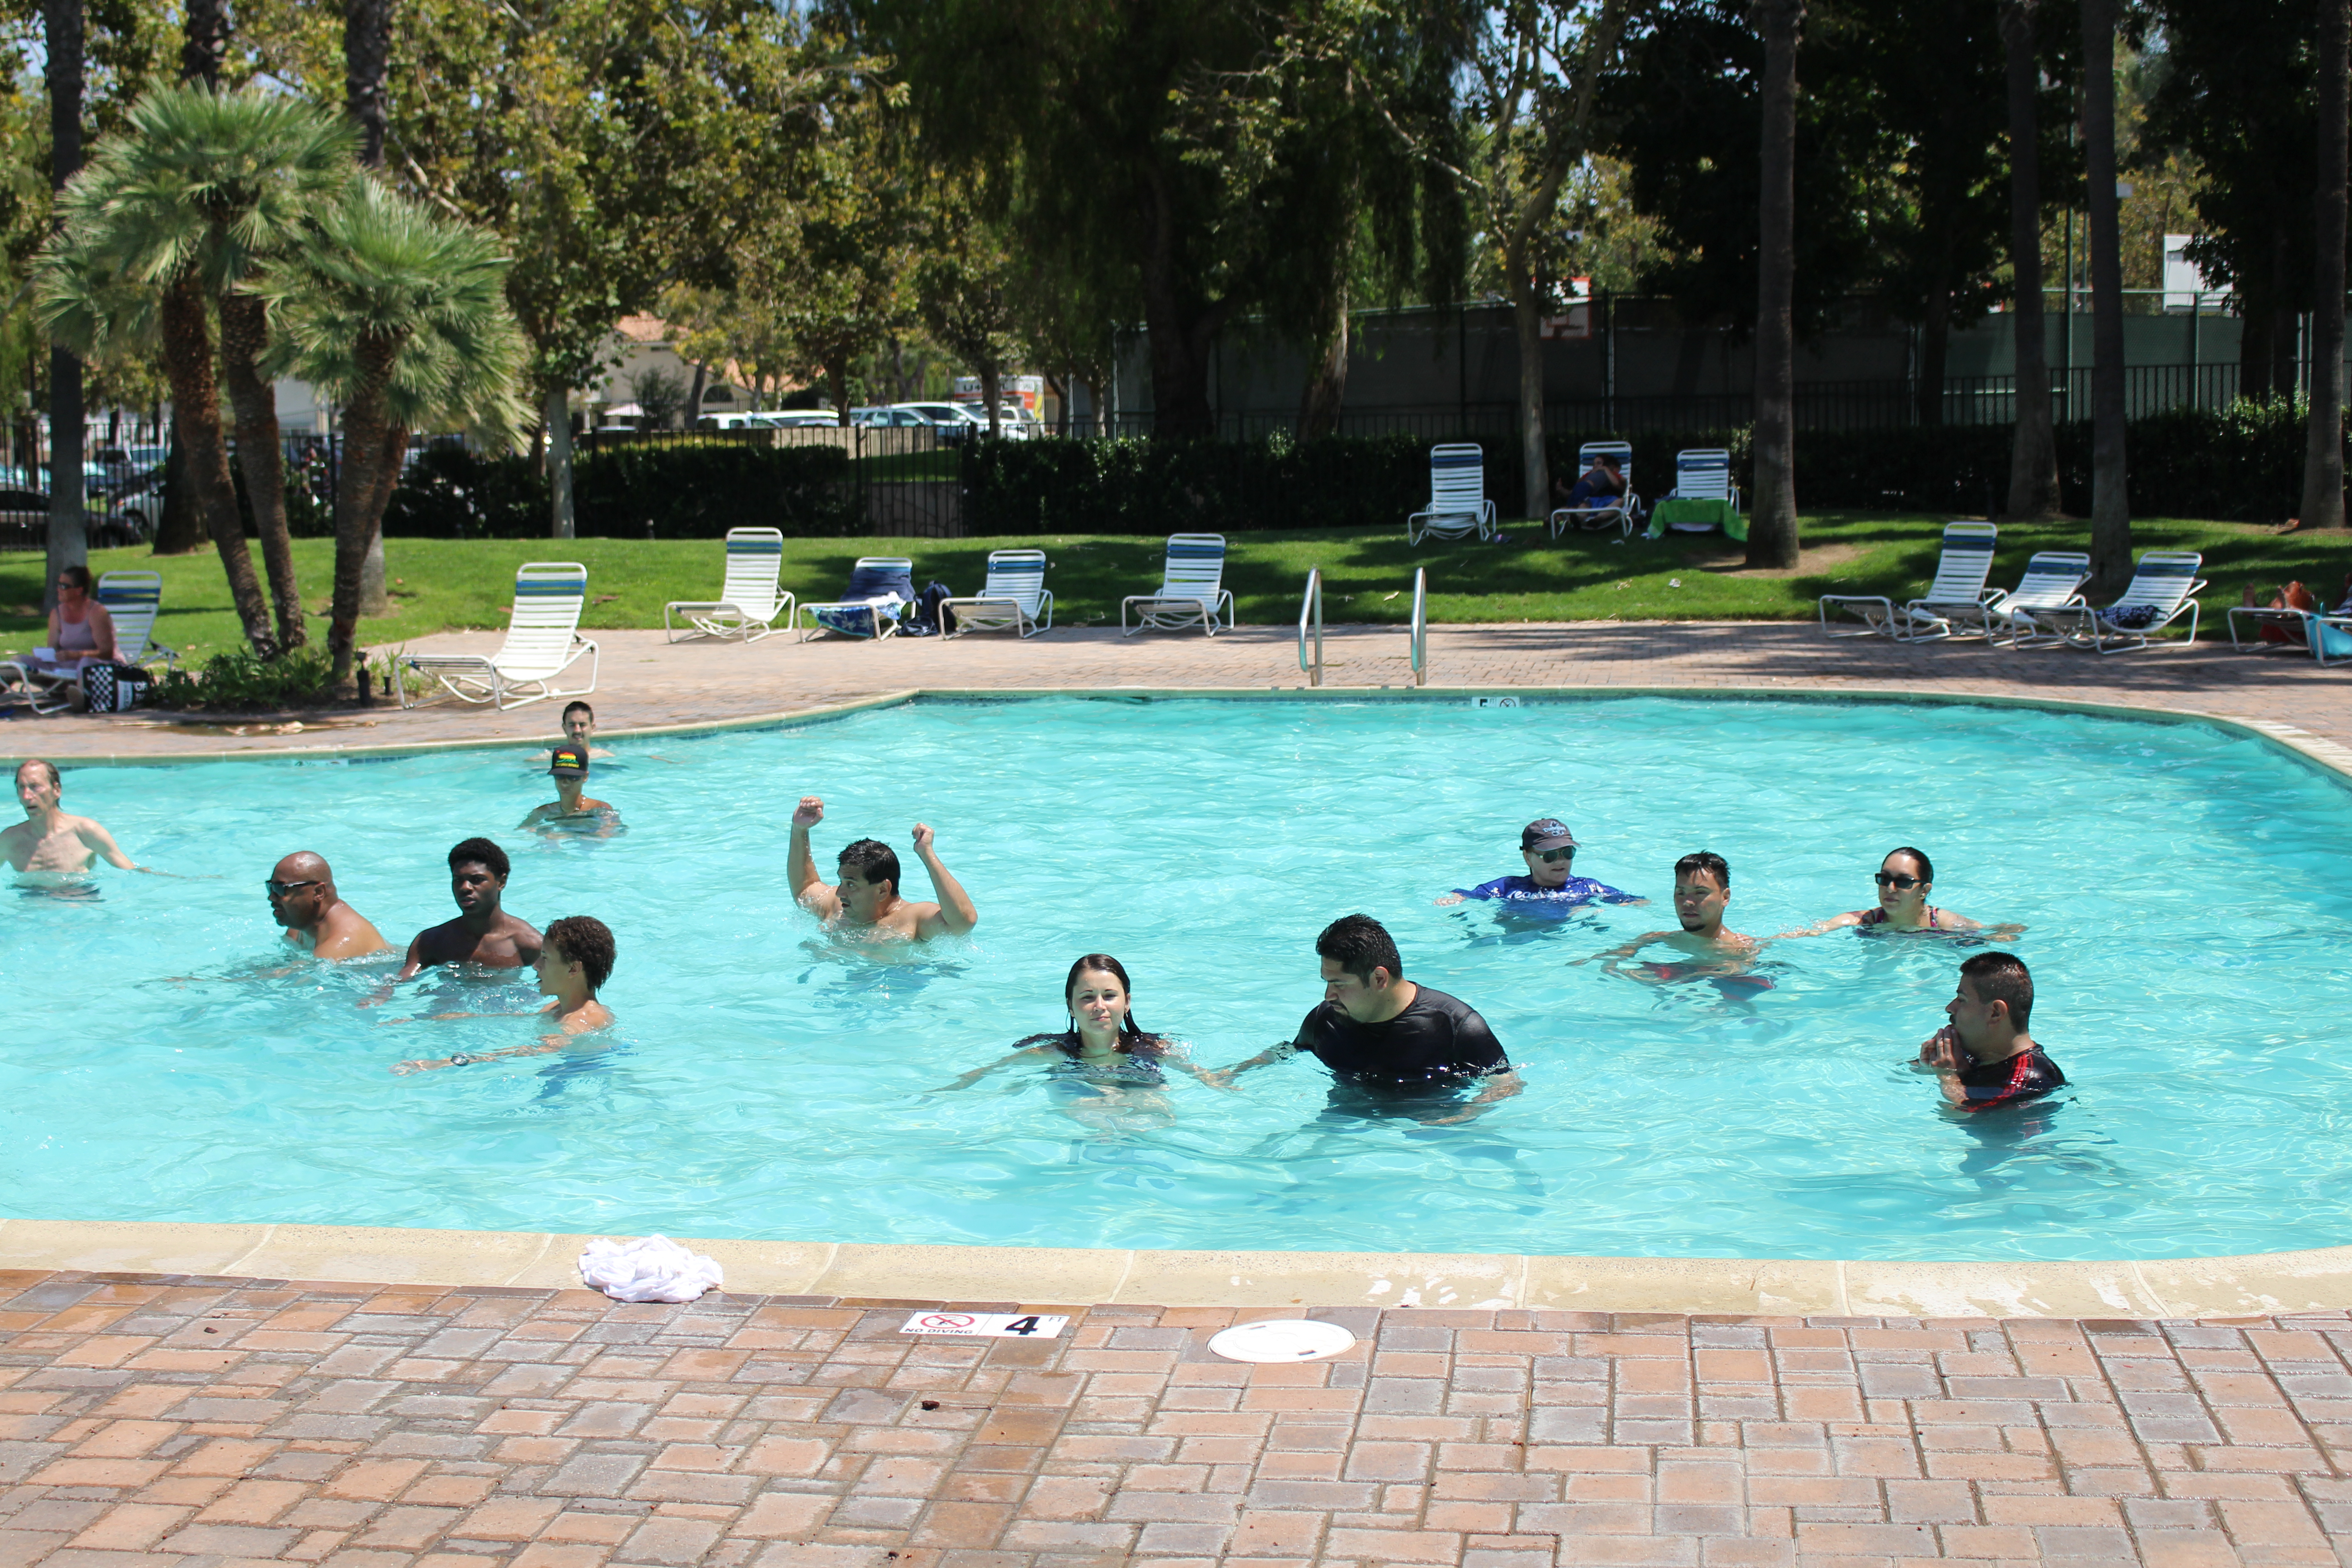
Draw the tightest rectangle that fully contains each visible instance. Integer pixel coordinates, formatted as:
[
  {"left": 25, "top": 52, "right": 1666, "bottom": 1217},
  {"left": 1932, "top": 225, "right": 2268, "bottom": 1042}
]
[
  {"left": 383, "top": 442, "right": 862, "bottom": 539},
  {"left": 373, "top": 399, "right": 2335, "bottom": 542}
]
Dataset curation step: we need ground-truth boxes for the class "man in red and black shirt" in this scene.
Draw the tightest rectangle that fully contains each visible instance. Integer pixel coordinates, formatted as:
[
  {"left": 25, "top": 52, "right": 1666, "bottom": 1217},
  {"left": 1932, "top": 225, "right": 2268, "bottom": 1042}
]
[{"left": 1912, "top": 951, "right": 2066, "bottom": 1112}]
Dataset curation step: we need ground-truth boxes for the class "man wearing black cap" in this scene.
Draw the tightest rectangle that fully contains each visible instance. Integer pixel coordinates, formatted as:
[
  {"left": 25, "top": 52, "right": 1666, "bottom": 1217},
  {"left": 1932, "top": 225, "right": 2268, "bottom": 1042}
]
[
  {"left": 1435, "top": 817, "right": 1645, "bottom": 916},
  {"left": 520, "top": 746, "right": 617, "bottom": 833}
]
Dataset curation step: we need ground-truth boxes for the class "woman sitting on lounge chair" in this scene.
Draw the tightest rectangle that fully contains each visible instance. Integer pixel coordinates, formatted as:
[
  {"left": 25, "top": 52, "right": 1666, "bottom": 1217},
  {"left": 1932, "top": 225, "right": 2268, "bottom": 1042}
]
[{"left": 18, "top": 567, "right": 118, "bottom": 710}]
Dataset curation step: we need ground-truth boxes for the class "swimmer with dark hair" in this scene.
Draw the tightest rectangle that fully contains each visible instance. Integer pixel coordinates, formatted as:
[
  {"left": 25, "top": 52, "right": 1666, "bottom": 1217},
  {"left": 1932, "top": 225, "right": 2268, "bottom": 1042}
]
[
  {"left": 559, "top": 701, "right": 616, "bottom": 759},
  {"left": 1576, "top": 852, "right": 1768, "bottom": 993},
  {"left": 392, "top": 838, "right": 543, "bottom": 980},
  {"left": 392, "top": 914, "right": 615, "bottom": 1073},
  {"left": 1779, "top": 846, "right": 2023, "bottom": 940},
  {"left": 789, "top": 795, "right": 976, "bottom": 941},
  {"left": 928, "top": 955, "right": 1226, "bottom": 1120},
  {"left": 1910, "top": 951, "right": 2066, "bottom": 1112}
]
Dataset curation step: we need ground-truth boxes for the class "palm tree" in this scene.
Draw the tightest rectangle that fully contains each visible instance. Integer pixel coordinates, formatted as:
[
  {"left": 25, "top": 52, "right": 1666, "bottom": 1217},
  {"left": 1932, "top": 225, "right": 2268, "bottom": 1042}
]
[
  {"left": 258, "top": 177, "right": 524, "bottom": 688},
  {"left": 2303, "top": 0, "right": 2349, "bottom": 530},
  {"left": 2081, "top": 0, "right": 2131, "bottom": 593},
  {"left": 1999, "top": 0, "right": 2061, "bottom": 520},
  {"left": 39, "top": 86, "right": 356, "bottom": 657},
  {"left": 1748, "top": 0, "right": 1804, "bottom": 569}
]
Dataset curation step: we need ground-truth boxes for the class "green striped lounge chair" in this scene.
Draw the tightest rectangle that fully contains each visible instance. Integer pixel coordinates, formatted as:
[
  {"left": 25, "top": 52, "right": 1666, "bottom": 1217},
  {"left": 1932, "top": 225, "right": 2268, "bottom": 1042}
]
[
  {"left": 1121, "top": 534, "right": 1236, "bottom": 636},
  {"left": 401, "top": 561, "right": 599, "bottom": 709},
  {"left": 664, "top": 527, "right": 794, "bottom": 643},
  {"left": 1818, "top": 522, "right": 1998, "bottom": 640},
  {"left": 943, "top": 549, "right": 1054, "bottom": 638},
  {"left": 2036, "top": 550, "right": 2206, "bottom": 654}
]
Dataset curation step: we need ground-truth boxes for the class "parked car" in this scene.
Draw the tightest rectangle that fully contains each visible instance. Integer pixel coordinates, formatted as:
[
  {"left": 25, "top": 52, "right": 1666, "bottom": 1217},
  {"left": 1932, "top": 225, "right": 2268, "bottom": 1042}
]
[
  {"left": 883, "top": 402, "right": 989, "bottom": 443},
  {"left": 851, "top": 406, "right": 930, "bottom": 429}
]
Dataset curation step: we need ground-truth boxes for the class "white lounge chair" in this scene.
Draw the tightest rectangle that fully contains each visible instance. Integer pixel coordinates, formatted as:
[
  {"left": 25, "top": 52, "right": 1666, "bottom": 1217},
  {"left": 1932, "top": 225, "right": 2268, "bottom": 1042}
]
[
  {"left": 1409, "top": 444, "right": 1497, "bottom": 545},
  {"left": 98, "top": 571, "right": 177, "bottom": 666},
  {"left": 0, "top": 570, "right": 181, "bottom": 713},
  {"left": 401, "top": 561, "right": 599, "bottom": 710},
  {"left": 1122, "top": 533, "right": 1235, "bottom": 636},
  {"left": 1549, "top": 441, "right": 1636, "bottom": 538},
  {"left": 664, "top": 527, "right": 794, "bottom": 643},
  {"left": 797, "top": 556, "right": 915, "bottom": 641},
  {"left": 1818, "top": 522, "right": 1999, "bottom": 639},
  {"left": 1979, "top": 551, "right": 2092, "bottom": 648},
  {"left": 942, "top": 549, "right": 1053, "bottom": 638},
  {"left": 2038, "top": 550, "right": 2207, "bottom": 654}
]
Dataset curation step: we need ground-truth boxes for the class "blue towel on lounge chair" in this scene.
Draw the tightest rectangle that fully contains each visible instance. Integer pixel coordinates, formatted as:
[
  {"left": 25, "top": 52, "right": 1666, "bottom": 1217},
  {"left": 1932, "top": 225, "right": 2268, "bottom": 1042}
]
[{"left": 814, "top": 564, "right": 913, "bottom": 638}]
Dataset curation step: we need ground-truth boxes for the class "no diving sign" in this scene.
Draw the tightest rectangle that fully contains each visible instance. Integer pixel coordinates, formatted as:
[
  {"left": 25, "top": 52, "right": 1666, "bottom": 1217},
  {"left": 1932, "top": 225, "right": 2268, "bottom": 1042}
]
[{"left": 900, "top": 1311, "right": 1070, "bottom": 1339}]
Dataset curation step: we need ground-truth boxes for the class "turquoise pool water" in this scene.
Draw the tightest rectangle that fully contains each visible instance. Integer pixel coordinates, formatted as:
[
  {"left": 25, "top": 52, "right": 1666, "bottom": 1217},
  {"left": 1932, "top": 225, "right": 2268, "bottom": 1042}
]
[{"left": 5, "top": 694, "right": 2351, "bottom": 1263}]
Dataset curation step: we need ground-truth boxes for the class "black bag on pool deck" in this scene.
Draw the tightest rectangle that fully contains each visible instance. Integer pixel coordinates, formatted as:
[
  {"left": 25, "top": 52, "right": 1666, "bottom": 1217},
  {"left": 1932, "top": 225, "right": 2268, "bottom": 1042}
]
[{"left": 81, "top": 662, "right": 151, "bottom": 712}]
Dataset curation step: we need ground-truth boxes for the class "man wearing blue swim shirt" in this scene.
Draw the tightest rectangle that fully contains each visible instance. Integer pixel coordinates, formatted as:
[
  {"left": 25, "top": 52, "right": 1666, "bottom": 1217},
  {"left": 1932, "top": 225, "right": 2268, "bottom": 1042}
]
[{"left": 1434, "top": 818, "right": 1646, "bottom": 915}]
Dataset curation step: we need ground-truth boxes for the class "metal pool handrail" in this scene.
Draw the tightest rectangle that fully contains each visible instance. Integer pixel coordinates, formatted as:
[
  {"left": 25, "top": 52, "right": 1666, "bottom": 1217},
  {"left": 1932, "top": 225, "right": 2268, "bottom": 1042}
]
[
  {"left": 1410, "top": 567, "right": 1428, "bottom": 687},
  {"left": 1298, "top": 566, "right": 1323, "bottom": 686}
]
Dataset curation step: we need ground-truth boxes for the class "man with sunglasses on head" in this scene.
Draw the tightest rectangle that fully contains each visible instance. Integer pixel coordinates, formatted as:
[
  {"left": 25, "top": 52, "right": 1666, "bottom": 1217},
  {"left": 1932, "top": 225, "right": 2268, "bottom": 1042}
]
[
  {"left": 1435, "top": 817, "right": 1646, "bottom": 918},
  {"left": 265, "top": 851, "right": 388, "bottom": 960}
]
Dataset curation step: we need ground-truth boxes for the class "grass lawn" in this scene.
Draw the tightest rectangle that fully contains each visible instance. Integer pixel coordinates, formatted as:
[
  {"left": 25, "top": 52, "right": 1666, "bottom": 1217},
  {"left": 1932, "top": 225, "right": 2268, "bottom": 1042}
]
[{"left": 1, "top": 511, "right": 2344, "bottom": 660}]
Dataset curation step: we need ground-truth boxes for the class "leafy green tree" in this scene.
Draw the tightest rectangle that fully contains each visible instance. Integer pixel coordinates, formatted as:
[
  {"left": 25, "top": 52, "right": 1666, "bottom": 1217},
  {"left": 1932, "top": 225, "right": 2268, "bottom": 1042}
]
[
  {"left": 42, "top": 0, "right": 84, "bottom": 611},
  {"left": 1751, "top": 0, "right": 1804, "bottom": 568},
  {"left": 913, "top": 184, "right": 1018, "bottom": 435},
  {"left": 39, "top": 86, "right": 353, "bottom": 658},
  {"left": 2002, "top": 0, "right": 2062, "bottom": 519},
  {"left": 2142, "top": 0, "right": 2322, "bottom": 401},
  {"left": 2082, "top": 0, "right": 2132, "bottom": 589},
  {"left": 257, "top": 176, "right": 524, "bottom": 685}
]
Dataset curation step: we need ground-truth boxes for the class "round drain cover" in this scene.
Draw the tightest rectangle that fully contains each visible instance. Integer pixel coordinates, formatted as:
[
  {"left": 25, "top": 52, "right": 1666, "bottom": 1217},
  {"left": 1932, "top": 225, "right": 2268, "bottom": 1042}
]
[{"left": 1208, "top": 1318, "right": 1357, "bottom": 1362}]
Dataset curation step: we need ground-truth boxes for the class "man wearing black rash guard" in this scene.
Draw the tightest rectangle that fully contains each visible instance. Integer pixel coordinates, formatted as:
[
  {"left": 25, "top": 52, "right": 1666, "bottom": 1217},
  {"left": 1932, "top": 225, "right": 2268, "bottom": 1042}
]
[
  {"left": 1912, "top": 951, "right": 2067, "bottom": 1112},
  {"left": 1210, "top": 914, "right": 1521, "bottom": 1125}
]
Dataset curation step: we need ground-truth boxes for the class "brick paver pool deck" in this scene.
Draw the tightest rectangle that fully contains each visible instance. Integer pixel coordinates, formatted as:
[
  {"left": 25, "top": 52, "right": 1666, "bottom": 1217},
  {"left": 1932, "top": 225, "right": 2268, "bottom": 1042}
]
[
  {"left": 10, "top": 619, "right": 2352, "bottom": 1563},
  {"left": 5, "top": 1272, "right": 2351, "bottom": 1568}
]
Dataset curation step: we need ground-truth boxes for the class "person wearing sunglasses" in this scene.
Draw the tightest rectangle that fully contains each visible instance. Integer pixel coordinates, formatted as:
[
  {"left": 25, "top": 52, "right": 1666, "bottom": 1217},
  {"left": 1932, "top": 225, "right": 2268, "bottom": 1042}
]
[
  {"left": 1435, "top": 817, "right": 1646, "bottom": 917},
  {"left": 1782, "top": 846, "right": 2017, "bottom": 939},
  {"left": 265, "top": 851, "right": 388, "bottom": 960}
]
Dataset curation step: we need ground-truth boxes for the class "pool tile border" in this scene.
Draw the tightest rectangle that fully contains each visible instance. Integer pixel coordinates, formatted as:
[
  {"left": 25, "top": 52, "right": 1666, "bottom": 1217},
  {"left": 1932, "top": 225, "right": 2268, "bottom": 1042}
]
[
  {"left": 13, "top": 679, "right": 2352, "bottom": 1320},
  {"left": 7, "top": 1218, "right": 2352, "bottom": 1320}
]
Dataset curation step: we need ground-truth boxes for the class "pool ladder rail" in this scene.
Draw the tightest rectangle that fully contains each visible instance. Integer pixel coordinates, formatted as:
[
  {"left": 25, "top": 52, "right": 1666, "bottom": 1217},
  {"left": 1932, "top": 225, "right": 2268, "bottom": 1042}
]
[{"left": 1297, "top": 566, "right": 1429, "bottom": 688}]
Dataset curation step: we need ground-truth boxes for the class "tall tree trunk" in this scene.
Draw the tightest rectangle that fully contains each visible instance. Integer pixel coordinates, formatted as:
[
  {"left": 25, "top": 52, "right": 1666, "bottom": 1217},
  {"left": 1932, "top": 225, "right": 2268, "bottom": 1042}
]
[
  {"left": 343, "top": 0, "right": 392, "bottom": 168},
  {"left": 2304, "top": 0, "right": 2349, "bottom": 529},
  {"left": 684, "top": 360, "right": 706, "bottom": 428},
  {"left": 1082, "top": 377, "right": 1104, "bottom": 436},
  {"left": 160, "top": 275, "right": 274, "bottom": 656},
  {"left": 1136, "top": 171, "right": 1223, "bottom": 438},
  {"left": 181, "top": 0, "right": 225, "bottom": 86},
  {"left": 358, "top": 421, "right": 402, "bottom": 617},
  {"left": 218, "top": 294, "right": 304, "bottom": 650},
  {"left": 42, "top": 0, "right": 84, "bottom": 615},
  {"left": 545, "top": 383, "right": 575, "bottom": 538},
  {"left": 980, "top": 360, "right": 1001, "bottom": 436},
  {"left": 153, "top": 425, "right": 203, "bottom": 554},
  {"left": 1509, "top": 258, "right": 1548, "bottom": 521},
  {"left": 2001, "top": 0, "right": 2061, "bottom": 519},
  {"left": 1748, "top": 0, "right": 1805, "bottom": 568},
  {"left": 1916, "top": 272, "right": 1953, "bottom": 428},
  {"left": 828, "top": 354, "right": 850, "bottom": 425},
  {"left": 329, "top": 338, "right": 400, "bottom": 687},
  {"left": 2081, "top": 0, "right": 2132, "bottom": 593},
  {"left": 1297, "top": 288, "right": 1349, "bottom": 440}
]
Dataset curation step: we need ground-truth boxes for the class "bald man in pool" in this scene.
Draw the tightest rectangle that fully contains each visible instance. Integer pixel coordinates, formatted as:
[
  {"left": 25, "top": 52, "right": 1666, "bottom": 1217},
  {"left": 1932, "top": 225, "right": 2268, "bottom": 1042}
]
[{"left": 266, "top": 851, "right": 389, "bottom": 960}]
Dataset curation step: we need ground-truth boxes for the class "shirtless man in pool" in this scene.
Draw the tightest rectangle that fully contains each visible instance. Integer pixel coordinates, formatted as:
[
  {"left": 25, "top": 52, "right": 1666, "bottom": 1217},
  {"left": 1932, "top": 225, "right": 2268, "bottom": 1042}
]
[
  {"left": 3, "top": 759, "right": 153, "bottom": 878},
  {"left": 394, "top": 837, "right": 542, "bottom": 979},
  {"left": 788, "top": 796, "right": 977, "bottom": 942},
  {"left": 1575, "top": 851, "right": 1767, "bottom": 991},
  {"left": 267, "top": 851, "right": 389, "bottom": 960}
]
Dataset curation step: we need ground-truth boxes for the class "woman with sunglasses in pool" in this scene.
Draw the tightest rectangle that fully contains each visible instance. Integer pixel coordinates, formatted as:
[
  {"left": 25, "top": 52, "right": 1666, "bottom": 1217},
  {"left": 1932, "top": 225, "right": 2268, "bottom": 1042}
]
[
  {"left": 928, "top": 954, "right": 1228, "bottom": 1129},
  {"left": 1781, "top": 846, "right": 2023, "bottom": 940}
]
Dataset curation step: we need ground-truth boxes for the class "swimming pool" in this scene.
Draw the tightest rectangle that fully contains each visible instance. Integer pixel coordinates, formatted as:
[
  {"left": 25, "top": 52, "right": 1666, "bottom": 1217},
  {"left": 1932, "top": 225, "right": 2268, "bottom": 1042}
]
[{"left": 5, "top": 693, "right": 2350, "bottom": 1264}]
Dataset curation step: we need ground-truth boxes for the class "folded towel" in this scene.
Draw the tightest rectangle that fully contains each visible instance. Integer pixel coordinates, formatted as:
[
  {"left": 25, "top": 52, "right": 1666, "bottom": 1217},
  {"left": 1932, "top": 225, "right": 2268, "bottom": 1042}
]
[{"left": 578, "top": 1235, "right": 724, "bottom": 1303}]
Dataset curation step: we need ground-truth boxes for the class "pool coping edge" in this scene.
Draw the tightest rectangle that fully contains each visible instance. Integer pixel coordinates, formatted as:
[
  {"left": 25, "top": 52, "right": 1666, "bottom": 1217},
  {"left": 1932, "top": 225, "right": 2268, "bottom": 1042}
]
[{"left": 7, "top": 1217, "right": 2352, "bottom": 1319}]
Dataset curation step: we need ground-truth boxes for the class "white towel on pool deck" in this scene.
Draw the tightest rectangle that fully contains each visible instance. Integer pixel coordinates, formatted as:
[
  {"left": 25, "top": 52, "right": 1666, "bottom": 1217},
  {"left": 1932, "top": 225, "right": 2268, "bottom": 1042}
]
[{"left": 578, "top": 1235, "right": 724, "bottom": 1303}]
